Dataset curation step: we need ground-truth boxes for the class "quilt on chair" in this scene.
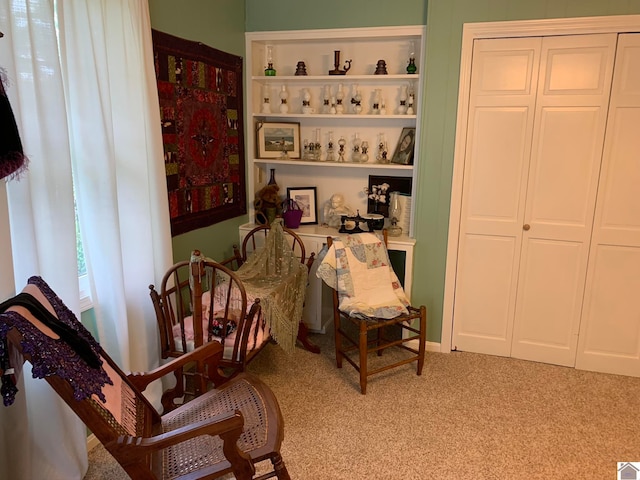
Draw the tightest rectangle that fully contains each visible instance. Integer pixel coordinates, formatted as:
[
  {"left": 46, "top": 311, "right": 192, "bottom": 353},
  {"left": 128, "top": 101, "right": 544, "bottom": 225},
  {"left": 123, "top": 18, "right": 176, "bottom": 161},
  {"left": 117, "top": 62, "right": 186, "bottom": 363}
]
[{"left": 317, "top": 232, "right": 409, "bottom": 319}]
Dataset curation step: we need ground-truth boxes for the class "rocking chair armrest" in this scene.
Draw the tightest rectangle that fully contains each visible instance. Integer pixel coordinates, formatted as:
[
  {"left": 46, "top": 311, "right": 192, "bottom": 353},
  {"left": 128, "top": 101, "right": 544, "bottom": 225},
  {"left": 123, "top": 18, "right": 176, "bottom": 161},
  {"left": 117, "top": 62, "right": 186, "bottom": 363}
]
[
  {"left": 108, "top": 410, "right": 253, "bottom": 470},
  {"left": 127, "top": 341, "right": 224, "bottom": 392}
]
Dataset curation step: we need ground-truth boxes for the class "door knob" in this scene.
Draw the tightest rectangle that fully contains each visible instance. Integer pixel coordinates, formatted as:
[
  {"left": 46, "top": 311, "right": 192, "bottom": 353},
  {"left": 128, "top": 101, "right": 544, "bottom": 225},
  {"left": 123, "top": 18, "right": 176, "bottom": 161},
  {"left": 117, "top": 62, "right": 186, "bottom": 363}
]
[{"left": 523, "top": 224, "right": 531, "bottom": 231}]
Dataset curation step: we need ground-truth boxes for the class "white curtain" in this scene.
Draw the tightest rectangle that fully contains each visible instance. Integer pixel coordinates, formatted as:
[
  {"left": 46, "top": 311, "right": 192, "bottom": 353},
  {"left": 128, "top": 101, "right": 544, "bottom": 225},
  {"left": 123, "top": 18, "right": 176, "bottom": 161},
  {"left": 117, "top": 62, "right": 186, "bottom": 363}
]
[{"left": 0, "top": 1, "right": 173, "bottom": 479}]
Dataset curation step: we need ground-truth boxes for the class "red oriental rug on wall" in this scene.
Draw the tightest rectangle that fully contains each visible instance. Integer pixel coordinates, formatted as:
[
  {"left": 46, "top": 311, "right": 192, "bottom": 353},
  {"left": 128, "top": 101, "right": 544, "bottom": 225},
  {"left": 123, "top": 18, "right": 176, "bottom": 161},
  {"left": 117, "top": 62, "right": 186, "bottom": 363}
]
[{"left": 152, "top": 29, "right": 246, "bottom": 236}]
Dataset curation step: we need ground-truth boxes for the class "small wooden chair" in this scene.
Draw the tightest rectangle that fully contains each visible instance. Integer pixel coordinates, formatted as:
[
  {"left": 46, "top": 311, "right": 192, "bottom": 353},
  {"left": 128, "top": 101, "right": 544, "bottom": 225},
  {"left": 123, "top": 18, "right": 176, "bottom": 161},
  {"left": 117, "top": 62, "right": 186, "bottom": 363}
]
[
  {"left": 0, "top": 276, "right": 290, "bottom": 480},
  {"left": 323, "top": 228, "right": 427, "bottom": 394},
  {"left": 241, "top": 222, "right": 320, "bottom": 354},
  {"left": 150, "top": 251, "right": 268, "bottom": 403}
]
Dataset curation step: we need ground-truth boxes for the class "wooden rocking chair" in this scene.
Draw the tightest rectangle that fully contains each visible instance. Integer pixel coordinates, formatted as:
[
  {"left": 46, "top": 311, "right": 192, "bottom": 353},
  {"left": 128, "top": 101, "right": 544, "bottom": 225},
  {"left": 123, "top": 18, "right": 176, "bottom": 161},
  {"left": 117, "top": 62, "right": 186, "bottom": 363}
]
[{"left": 0, "top": 276, "right": 290, "bottom": 480}]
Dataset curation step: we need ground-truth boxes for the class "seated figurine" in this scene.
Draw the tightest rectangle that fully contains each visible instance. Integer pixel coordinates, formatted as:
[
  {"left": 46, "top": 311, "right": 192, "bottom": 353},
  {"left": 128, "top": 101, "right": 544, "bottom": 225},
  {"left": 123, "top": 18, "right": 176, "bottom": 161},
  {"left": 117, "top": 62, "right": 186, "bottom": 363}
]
[{"left": 323, "top": 193, "right": 355, "bottom": 228}]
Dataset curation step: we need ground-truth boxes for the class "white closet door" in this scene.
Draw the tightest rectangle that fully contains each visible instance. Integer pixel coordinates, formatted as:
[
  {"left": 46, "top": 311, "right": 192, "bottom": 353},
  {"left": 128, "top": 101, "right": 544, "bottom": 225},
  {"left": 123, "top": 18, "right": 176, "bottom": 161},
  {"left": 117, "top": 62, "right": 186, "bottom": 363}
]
[
  {"left": 452, "top": 37, "right": 541, "bottom": 356},
  {"left": 576, "top": 34, "right": 640, "bottom": 377},
  {"left": 510, "top": 34, "right": 617, "bottom": 366}
]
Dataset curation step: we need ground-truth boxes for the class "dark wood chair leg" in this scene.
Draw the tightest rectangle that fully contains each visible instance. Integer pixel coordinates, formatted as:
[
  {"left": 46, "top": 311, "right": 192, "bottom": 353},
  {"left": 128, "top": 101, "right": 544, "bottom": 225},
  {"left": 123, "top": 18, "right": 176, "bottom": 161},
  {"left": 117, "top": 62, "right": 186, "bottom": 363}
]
[
  {"left": 272, "top": 453, "right": 291, "bottom": 480},
  {"left": 359, "top": 321, "right": 368, "bottom": 394},
  {"left": 417, "top": 306, "right": 427, "bottom": 375},
  {"left": 297, "top": 321, "right": 321, "bottom": 354},
  {"left": 334, "top": 300, "right": 343, "bottom": 369}
]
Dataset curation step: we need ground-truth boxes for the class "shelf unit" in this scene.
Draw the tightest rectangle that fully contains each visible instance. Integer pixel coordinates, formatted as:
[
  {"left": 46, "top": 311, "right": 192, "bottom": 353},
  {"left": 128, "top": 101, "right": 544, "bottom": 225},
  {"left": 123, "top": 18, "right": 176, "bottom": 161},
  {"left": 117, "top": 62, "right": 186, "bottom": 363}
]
[{"left": 245, "top": 26, "right": 425, "bottom": 237}]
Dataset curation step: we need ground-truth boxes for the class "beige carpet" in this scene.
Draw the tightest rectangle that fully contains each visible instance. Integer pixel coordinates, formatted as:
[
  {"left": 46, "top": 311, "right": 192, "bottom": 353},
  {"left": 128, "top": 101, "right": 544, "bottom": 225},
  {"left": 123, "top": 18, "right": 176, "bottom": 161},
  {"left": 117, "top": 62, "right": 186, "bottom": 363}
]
[{"left": 85, "top": 331, "right": 640, "bottom": 479}]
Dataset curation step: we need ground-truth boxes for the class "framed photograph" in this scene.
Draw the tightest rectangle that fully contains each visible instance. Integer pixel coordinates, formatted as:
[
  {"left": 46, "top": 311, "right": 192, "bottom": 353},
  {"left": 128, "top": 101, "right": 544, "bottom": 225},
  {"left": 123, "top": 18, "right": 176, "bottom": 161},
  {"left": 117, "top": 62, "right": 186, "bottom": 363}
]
[
  {"left": 287, "top": 187, "right": 318, "bottom": 225},
  {"left": 257, "top": 122, "right": 301, "bottom": 159},
  {"left": 391, "top": 127, "right": 416, "bottom": 165},
  {"left": 367, "top": 175, "right": 412, "bottom": 217}
]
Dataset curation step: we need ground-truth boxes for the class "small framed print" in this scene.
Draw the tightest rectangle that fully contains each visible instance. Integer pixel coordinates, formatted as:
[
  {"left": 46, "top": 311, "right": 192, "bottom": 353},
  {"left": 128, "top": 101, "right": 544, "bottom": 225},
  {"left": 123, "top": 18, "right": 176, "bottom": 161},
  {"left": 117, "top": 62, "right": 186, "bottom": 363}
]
[
  {"left": 287, "top": 187, "right": 318, "bottom": 225},
  {"left": 391, "top": 127, "right": 416, "bottom": 165},
  {"left": 256, "top": 121, "right": 301, "bottom": 159}
]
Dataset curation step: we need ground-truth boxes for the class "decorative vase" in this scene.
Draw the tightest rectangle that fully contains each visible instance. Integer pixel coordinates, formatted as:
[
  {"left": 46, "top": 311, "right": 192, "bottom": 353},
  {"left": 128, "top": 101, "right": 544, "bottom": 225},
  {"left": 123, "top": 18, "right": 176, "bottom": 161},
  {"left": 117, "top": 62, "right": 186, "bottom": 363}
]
[
  {"left": 407, "top": 41, "right": 417, "bottom": 74},
  {"left": 351, "top": 132, "right": 361, "bottom": 163},
  {"left": 301, "top": 88, "right": 313, "bottom": 114},
  {"left": 261, "top": 84, "right": 271, "bottom": 113},
  {"left": 323, "top": 85, "right": 332, "bottom": 114},
  {"left": 264, "top": 45, "right": 276, "bottom": 76},
  {"left": 326, "top": 131, "right": 336, "bottom": 161},
  {"left": 268, "top": 168, "right": 277, "bottom": 185},
  {"left": 372, "top": 89, "right": 381, "bottom": 115},
  {"left": 351, "top": 84, "right": 362, "bottom": 114},
  {"left": 407, "top": 82, "right": 415, "bottom": 115},
  {"left": 336, "top": 83, "right": 345, "bottom": 114},
  {"left": 360, "top": 141, "right": 369, "bottom": 163},
  {"left": 337, "top": 136, "right": 346, "bottom": 162},
  {"left": 398, "top": 84, "right": 408, "bottom": 115},
  {"left": 387, "top": 191, "right": 403, "bottom": 236},
  {"left": 279, "top": 85, "right": 289, "bottom": 113}
]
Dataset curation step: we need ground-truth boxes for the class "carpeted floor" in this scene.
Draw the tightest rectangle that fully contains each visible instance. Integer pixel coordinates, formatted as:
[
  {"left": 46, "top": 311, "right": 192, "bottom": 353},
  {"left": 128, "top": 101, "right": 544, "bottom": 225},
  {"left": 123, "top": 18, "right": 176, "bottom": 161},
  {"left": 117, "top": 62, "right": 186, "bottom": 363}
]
[{"left": 84, "top": 331, "right": 640, "bottom": 479}]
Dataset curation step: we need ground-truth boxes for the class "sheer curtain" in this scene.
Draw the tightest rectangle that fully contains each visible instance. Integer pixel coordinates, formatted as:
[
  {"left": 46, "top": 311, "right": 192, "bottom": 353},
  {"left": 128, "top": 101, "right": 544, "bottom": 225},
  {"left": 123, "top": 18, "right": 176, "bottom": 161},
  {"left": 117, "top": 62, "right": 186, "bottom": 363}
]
[{"left": 0, "top": 1, "right": 173, "bottom": 479}]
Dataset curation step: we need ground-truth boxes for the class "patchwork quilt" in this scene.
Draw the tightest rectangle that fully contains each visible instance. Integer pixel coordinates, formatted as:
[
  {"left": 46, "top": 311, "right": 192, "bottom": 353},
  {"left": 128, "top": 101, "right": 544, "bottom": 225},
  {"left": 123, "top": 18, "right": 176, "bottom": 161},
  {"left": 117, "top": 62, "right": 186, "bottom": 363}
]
[{"left": 316, "top": 233, "right": 409, "bottom": 319}]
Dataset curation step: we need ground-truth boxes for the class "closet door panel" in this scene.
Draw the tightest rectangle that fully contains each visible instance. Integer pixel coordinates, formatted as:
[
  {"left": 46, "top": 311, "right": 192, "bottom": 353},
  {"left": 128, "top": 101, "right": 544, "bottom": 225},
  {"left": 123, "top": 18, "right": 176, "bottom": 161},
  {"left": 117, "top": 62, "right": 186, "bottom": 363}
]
[
  {"left": 597, "top": 108, "right": 640, "bottom": 245},
  {"left": 577, "top": 246, "right": 640, "bottom": 376},
  {"left": 577, "top": 34, "right": 640, "bottom": 376},
  {"left": 510, "top": 239, "right": 586, "bottom": 366},
  {"left": 526, "top": 107, "right": 605, "bottom": 239},
  {"left": 452, "top": 235, "right": 517, "bottom": 356},
  {"left": 452, "top": 37, "right": 541, "bottom": 355},
  {"left": 511, "top": 34, "right": 617, "bottom": 366}
]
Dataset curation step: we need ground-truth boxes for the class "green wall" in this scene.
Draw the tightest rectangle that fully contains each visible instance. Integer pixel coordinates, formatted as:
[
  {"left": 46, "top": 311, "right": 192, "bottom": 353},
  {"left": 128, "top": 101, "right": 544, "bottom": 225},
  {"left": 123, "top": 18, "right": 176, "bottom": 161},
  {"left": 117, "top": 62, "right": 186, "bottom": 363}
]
[
  {"left": 148, "top": 0, "right": 249, "bottom": 264},
  {"left": 245, "top": 0, "right": 426, "bottom": 30}
]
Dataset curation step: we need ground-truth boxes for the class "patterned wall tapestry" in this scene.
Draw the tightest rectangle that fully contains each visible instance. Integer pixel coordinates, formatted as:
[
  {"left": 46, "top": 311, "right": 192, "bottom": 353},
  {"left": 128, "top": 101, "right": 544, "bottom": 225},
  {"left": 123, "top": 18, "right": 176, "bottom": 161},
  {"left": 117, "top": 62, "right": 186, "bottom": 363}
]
[{"left": 152, "top": 30, "right": 246, "bottom": 236}]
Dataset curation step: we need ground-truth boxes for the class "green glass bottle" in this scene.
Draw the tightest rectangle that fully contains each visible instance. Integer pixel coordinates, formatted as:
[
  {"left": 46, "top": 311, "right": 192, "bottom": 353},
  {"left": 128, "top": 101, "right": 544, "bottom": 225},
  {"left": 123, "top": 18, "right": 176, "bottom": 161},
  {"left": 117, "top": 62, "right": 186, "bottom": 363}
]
[{"left": 407, "top": 58, "right": 417, "bottom": 74}]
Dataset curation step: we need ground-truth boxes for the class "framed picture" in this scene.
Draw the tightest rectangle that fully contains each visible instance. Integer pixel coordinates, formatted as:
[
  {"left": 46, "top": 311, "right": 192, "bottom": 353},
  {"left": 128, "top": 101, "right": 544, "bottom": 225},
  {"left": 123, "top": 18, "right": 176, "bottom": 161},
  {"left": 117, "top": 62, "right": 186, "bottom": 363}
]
[
  {"left": 367, "top": 175, "right": 412, "bottom": 217},
  {"left": 287, "top": 187, "right": 318, "bottom": 225},
  {"left": 391, "top": 127, "right": 416, "bottom": 165},
  {"left": 257, "top": 122, "right": 301, "bottom": 159}
]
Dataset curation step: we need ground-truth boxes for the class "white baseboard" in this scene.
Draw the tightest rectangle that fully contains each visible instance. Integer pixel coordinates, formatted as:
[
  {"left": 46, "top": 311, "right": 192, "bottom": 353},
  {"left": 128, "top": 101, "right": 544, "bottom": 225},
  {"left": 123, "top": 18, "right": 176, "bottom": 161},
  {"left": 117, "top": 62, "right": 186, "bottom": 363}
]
[
  {"left": 405, "top": 338, "right": 441, "bottom": 352},
  {"left": 87, "top": 434, "right": 100, "bottom": 452}
]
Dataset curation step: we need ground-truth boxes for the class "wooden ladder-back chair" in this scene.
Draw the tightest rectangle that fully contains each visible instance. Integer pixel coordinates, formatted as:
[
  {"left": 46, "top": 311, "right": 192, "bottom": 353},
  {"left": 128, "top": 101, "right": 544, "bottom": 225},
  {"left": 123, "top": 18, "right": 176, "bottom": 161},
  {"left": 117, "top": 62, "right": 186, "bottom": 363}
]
[
  {"left": 241, "top": 223, "right": 315, "bottom": 273},
  {"left": 320, "top": 225, "right": 427, "bottom": 394},
  {"left": 0, "top": 276, "right": 290, "bottom": 480},
  {"left": 241, "top": 222, "right": 319, "bottom": 354},
  {"left": 150, "top": 251, "right": 268, "bottom": 402}
]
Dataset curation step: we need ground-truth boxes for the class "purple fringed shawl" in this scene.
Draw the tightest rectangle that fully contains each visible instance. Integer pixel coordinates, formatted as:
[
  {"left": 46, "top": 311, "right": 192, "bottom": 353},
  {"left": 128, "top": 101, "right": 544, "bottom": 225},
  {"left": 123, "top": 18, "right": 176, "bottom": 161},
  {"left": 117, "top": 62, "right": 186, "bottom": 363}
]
[
  {"left": 0, "top": 69, "right": 28, "bottom": 180},
  {"left": 0, "top": 276, "right": 112, "bottom": 407}
]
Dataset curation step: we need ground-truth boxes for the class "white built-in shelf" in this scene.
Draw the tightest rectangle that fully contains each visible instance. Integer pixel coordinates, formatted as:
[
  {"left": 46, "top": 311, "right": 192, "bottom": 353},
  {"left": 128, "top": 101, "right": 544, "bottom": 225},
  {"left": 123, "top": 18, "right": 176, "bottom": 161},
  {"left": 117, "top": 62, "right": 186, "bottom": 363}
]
[
  {"left": 252, "top": 158, "right": 413, "bottom": 170},
  {"left": 253, "top": 113, "right": 417, "bottom": 120},
  {"left": 252, "top": 74, "right": 420, "bottom": 82}
]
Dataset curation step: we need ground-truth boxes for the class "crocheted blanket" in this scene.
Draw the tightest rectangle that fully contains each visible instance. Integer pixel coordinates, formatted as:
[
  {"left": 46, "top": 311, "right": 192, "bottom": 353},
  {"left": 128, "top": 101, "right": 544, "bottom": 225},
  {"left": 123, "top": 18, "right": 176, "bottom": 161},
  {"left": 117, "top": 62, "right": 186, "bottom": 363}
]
[
  {"left": 0, "top": 276, "right": 111, "bottom": 407},
  {"left": 317, "top": 233, "right": 409, "bottom": 319}
]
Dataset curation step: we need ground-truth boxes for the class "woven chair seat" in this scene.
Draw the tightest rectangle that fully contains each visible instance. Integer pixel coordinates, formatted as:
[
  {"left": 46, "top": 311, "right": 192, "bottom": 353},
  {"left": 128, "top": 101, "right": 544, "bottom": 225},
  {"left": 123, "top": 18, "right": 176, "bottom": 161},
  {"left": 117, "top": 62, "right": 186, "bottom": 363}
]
[{"left": 162, "top": 376, "right": 268, "bottom": 478}]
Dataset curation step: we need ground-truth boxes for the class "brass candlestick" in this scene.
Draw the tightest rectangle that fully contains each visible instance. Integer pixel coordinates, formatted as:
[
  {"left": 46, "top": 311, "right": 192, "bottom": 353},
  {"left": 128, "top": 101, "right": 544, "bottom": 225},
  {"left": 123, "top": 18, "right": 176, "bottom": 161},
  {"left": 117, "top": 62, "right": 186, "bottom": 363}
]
[{"left": 328, "top": 50, "right": 352, "bottom": 75}]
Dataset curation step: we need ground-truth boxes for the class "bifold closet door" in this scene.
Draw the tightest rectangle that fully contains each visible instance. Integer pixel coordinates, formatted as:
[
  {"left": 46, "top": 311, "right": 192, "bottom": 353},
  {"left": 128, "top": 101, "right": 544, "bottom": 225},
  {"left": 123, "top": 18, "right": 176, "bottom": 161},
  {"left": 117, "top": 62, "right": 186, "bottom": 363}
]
[
  {"left": 576, "top": 34, "right": 640, "bottom": 377},
  {"left": 452, "top": 34, "right": 617, "bottom": 365},
  {"left": 509, "top": 34, "right": 617, "bottom": 367}
]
